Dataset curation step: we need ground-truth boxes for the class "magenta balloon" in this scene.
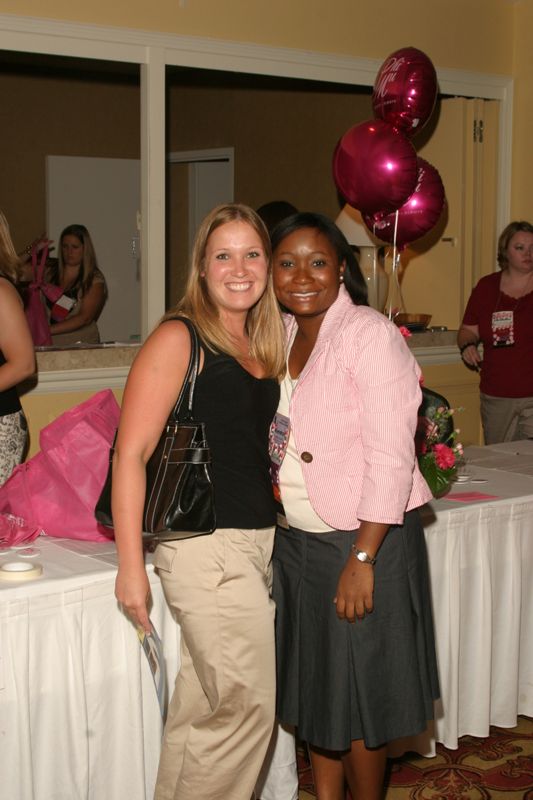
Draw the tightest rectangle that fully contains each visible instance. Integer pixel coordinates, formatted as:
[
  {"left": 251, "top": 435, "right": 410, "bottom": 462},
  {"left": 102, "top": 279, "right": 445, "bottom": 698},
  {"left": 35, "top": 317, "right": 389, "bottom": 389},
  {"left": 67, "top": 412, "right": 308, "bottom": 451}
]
[
  {"left": 363, "top": 158, "right": 445, "bottom": 248},
  {"left": 372, "top": 47, "right": 437, "bottom": 137},
  {"left": 332, "top": 119, "right": 418, "bottom": 218}
]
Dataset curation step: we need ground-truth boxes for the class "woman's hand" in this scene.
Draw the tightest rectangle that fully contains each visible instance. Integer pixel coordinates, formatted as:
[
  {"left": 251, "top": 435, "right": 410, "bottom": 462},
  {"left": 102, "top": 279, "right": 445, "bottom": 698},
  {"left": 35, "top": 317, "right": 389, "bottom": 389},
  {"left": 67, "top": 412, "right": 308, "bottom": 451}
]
[
  {"left": 457, "top": 324, "right": 482, "bottom": 369},
  {"left": 334, "top": 521, "right": 389, "bottom": 622},
  {"left": 115, "top": 564, "right": 152, "bottom": 634},
  {"left": 460, "top": 341, "right": 482, "bottom": 369},
  {"left": 334, "top": 557, "right": 375, "bottom": 623},
  {"left": 19, "top": 233, "right": 54, "bottom": 262}
]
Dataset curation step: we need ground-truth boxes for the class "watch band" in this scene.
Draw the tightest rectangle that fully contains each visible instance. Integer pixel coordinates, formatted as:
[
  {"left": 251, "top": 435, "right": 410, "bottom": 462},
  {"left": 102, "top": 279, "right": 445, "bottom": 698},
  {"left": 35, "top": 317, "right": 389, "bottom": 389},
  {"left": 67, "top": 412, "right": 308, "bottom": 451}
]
[{"left": 351, "top": 545, "right": 377, "bottom": 566}]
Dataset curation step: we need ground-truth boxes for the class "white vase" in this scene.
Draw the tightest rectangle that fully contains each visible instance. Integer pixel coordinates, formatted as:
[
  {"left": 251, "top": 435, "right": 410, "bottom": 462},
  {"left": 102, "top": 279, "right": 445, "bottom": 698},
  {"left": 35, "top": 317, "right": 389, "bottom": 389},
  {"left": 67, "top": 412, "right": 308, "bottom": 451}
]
[
  {"left": 357, "top": 246, "right": 389, "bottom": 313},
  {"left": 384, "top": 253, "right": 406, "bottom": 321}
]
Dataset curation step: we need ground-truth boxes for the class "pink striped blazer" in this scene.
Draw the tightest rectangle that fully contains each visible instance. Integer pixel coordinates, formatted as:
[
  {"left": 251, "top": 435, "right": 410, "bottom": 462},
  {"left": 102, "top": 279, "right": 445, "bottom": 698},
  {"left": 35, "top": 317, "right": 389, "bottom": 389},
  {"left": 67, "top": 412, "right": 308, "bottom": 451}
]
[{"left": 283, "top": 286, "right": 432, "bottom": 530}]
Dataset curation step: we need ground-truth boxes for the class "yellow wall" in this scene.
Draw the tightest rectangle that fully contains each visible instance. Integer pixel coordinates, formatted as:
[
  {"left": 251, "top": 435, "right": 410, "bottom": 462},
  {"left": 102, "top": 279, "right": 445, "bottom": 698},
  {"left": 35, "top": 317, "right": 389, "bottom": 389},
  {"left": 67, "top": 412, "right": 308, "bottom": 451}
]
[
  {"left": 0, "top": 1, "right": 513, "bottom": 73},
  {"left": 511, "top": 1, "right": 533, "bottom": 220},
  {"left": 6, "top": 1, "right": 533, "bottom": 225}
]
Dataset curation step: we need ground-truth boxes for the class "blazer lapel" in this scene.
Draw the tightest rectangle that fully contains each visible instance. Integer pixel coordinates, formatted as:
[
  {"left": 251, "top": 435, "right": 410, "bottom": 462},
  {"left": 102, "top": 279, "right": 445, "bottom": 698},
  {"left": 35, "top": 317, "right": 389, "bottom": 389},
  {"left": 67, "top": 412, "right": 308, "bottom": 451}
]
[{"left": 286, "top": 287, "right": 354, "bottom": 386}]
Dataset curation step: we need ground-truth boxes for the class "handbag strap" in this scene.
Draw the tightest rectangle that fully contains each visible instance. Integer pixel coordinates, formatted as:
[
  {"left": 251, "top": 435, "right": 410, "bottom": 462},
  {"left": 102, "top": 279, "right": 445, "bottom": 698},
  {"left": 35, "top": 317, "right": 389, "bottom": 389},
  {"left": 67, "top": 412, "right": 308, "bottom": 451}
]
[
  {"left": 165, "top": 316, "right": 200, "bottom": 424},
  {"left": 31, "top": 245, "right": 49, "bottom": 286}
]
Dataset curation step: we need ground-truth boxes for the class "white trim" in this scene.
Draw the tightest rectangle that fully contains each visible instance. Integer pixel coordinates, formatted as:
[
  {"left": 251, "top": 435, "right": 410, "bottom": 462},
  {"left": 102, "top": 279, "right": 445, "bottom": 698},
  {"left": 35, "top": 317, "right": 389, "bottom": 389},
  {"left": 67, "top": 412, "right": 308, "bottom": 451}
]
[
  {"left": 0, "top": 13, "right": 514, "bottom": 332},
  {"left": 21, "top": 367, "right": 130, "bottom": 395},
  {"left": 140, "top": 50, "right": 166, "bottom": 339},
  {"left": 410, "top": 346, "right": 462, "bottom": 366},
  {"left": 168, "top": 147, "right": 235, "bottom": 164}
]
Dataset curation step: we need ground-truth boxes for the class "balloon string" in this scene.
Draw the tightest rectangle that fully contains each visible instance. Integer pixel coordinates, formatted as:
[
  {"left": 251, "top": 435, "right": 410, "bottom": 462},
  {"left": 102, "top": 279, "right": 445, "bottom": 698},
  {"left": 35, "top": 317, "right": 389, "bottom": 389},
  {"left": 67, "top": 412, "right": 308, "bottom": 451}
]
[{"left": 392, "top": 210, "right": 399, "bottom": 274}]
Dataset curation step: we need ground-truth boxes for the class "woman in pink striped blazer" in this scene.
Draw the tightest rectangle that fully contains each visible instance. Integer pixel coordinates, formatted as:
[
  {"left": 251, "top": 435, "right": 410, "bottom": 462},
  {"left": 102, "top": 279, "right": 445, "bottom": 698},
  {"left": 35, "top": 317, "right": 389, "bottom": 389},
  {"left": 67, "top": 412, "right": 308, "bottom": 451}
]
[{"left": 269, "top": 212, "right": 439, "bottom": 800}]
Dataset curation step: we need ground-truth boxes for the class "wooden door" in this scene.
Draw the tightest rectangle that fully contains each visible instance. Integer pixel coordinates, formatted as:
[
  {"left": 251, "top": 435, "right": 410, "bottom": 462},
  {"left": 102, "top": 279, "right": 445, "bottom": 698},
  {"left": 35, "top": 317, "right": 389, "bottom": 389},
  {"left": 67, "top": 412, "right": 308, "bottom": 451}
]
[{"left": 398, "top": 98, "right": 499, "bottom": 330}]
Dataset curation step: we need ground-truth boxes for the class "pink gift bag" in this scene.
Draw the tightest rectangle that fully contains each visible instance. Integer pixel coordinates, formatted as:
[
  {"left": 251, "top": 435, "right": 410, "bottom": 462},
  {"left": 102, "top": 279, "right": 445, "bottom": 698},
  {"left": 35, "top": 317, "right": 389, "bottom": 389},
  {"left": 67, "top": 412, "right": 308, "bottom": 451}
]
[{"left": 0, "top": 390, "right": 120, "bottom": 541}]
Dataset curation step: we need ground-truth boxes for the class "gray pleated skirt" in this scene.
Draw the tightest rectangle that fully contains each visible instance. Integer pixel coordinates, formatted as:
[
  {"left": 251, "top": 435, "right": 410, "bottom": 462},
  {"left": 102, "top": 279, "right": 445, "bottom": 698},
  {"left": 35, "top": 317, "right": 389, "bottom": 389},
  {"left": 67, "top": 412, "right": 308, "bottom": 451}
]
[{"left": 272, "top": 510, "right": 440, "bottom": 751}]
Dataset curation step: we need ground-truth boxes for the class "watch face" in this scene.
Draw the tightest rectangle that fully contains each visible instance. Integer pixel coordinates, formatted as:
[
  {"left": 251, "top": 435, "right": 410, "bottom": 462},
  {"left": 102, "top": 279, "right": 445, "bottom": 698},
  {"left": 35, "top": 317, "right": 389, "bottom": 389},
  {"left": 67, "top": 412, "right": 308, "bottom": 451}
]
[{"left": 354, "top": 548, "right": 374, "bottom": 565}]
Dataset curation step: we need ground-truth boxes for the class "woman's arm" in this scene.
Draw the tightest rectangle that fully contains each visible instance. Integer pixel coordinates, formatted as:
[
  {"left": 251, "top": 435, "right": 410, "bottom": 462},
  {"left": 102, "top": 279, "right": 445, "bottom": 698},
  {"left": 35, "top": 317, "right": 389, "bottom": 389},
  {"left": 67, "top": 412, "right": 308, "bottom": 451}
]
[
  {"left": 112, "top": 320, "right": 192, "bottom": 633},
  {"left": 334, "top": 318, "right": 422, "bottom": 622},
  {"left": 0, "top": 278, "right": 36, "bottom": 391},
  {"left": 457, "top": 323, "right": 482, "bottom": 368},
  {"left": 50, "top": 281, "right": 106, "bottom": 336}
]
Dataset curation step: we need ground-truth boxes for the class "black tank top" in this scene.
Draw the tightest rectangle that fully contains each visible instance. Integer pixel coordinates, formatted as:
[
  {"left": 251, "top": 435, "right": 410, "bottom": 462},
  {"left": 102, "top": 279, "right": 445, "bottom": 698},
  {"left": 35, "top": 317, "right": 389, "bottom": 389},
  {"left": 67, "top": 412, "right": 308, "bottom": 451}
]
[
  {"left": 193, "top": 343, "right": 279, "bottom": 529},
  {"left": 0, "top": 349, "right": 22, "bottom": 415}
]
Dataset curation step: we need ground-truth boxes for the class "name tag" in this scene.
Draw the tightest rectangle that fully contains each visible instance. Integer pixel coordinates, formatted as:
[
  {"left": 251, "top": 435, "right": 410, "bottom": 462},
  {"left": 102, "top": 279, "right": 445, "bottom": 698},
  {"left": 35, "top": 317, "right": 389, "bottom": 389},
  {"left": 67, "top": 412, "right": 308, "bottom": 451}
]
[
  {"left": 269, "top": 412, "right": 290, "bottom": 504},
  {"left": 491, "top": 310, "right": 514, "bottom": 348}
]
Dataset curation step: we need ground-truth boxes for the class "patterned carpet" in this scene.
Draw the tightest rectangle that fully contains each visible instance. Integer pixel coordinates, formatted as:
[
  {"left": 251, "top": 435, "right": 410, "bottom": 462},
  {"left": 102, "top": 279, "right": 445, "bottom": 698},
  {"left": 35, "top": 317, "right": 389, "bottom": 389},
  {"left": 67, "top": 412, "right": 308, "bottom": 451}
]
[{"left": 297, "top": 716, "right": 533, "bottom": 799}]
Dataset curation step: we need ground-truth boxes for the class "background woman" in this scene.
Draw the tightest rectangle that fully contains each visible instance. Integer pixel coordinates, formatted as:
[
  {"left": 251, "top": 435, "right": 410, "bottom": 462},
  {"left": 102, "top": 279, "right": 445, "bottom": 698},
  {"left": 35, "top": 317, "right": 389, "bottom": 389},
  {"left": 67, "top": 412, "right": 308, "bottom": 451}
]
[
  {"left": 47, "top": 223, "right": 107, "bottom": 345},
  {"left": 112, "top": 204, "right": 285, "bottom": 800},
  {"left": 458, "top": 220, "right": 533, "bottom": 443},
  {"left": 269, "top": 212, "right": 439, "bottom": 800},
  {"left": 0, "top": 211, "right": 35, "bottom": 485}
]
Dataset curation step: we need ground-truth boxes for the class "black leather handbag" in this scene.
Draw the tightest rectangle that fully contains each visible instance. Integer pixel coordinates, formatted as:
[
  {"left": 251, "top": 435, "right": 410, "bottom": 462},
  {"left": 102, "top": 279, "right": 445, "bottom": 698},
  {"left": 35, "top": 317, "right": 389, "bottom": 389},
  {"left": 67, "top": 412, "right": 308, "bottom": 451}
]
[{"left": 95, "top": 317, "right": 216, "bottom": 550}]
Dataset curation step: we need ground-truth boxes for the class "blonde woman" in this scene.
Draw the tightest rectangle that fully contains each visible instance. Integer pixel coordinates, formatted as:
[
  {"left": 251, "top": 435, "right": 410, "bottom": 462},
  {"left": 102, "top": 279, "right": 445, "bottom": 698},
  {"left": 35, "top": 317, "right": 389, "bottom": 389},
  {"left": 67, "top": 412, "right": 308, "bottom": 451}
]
[
  {"left": 46, "top": 224, "right": 107, "bottom": 345},
  {"left": 0, "top": 212, "right": 35, "bottom": 485},
  {"left": 112, "top": 204, "right": 285, "bottom": 800}
]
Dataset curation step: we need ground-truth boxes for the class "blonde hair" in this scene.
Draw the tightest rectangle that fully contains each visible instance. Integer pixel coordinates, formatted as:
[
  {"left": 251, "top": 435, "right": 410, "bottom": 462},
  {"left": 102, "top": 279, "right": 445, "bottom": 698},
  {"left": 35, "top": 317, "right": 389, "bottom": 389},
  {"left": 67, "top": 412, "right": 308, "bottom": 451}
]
[
  {"left": 166, "top": 203, "right": 285, "bottom": 380},
  {"left": 58, "top": 224, "right": 101, "bottom": 294},
  {"left": 0, "top": 211, "right": 22, "bottom": 283}
]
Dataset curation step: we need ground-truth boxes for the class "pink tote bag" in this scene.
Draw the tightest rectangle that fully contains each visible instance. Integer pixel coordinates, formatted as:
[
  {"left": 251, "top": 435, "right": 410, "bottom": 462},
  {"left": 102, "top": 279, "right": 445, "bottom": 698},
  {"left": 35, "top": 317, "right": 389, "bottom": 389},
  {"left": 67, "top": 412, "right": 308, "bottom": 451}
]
[{"left": 0, "top": 390, "right": 120, "bottom": 541}]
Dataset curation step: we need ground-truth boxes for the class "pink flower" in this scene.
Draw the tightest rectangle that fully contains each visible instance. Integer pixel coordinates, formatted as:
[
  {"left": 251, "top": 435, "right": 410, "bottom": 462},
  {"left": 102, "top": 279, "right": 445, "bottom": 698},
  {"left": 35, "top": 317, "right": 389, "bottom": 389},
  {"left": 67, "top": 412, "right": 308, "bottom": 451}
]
[
  {"left": 433, "top": 443, "right": 456, "bottom": 469},
  {"left": 398, "top": 326, "right": 412, "bottom": 339}
]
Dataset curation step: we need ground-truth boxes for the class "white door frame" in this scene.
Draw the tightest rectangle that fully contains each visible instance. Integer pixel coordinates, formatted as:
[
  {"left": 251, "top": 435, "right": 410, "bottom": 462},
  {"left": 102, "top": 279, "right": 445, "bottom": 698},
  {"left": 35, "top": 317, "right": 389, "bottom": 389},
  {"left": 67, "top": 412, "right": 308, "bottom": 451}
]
[
  {"left": 0, "top": 14, "right": 513, "bottom": 338},
  {"left": 168, "top": 147, "right": 235, "bottom": 250}
]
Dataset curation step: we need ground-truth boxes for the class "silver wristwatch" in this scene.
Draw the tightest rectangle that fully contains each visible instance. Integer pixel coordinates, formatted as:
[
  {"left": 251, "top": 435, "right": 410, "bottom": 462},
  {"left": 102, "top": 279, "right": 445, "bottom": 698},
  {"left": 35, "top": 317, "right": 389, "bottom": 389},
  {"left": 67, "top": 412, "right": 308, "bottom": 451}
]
[{"left": 351, "top": 545, "right": 377, "bottom": 566}]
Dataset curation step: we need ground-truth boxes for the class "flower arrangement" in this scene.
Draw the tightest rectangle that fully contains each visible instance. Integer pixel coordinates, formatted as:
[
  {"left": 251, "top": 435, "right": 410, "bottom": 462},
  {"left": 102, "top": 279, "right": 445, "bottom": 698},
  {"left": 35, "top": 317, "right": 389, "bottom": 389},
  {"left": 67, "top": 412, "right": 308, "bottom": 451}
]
[
  {"left": 416, "top": 405, "right": 463, "bottom": 498},
  {"left": 397, "top": 322, "right": 464, "bottom": 498}
]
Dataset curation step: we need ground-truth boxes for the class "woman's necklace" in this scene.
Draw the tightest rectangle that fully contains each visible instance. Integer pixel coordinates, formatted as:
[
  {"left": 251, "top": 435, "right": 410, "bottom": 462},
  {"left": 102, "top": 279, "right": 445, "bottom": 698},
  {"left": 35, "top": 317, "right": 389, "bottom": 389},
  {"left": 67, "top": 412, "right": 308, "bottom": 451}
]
[{"left": 495, "top": 270, "right": 533, "bottom": 312}]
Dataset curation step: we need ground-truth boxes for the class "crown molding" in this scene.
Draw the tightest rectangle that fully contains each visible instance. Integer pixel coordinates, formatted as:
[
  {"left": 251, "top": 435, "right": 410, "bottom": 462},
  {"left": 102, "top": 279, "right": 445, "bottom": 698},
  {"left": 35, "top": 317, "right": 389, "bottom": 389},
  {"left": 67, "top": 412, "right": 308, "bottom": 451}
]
[{"left": 0, "top": 12, "right": 512, "bottom": 96}]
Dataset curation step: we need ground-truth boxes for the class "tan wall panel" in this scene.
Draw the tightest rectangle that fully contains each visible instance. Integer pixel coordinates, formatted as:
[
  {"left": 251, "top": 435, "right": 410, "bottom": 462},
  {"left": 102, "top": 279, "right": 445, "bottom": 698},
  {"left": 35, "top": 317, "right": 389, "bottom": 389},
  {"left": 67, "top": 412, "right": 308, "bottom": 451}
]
[
  {"left": 168, "top": 80, "right": 373, "bottom": 219},
  {"left": 511, "top": 1, "right": 533, "bottom": 222},
  {"left": 0, "top": 70, "right": 139, "bottom": 251},
  {"left": 421, "top": 362, "right": 482, "bottom": 446}
]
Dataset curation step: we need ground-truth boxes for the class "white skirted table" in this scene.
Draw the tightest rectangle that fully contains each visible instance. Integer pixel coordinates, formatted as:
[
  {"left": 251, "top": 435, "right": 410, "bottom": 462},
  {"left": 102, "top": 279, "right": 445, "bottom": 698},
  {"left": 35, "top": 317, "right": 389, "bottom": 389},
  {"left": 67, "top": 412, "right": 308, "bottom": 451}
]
[
  {"left": 0, "top": 537, "right": 296, "bottom": 800},
  {"left": 392, "top": 455, "right": 533, "bottom": 756},
  {"left": 2, "top": 449, "right": 533, "bottom": 797}
]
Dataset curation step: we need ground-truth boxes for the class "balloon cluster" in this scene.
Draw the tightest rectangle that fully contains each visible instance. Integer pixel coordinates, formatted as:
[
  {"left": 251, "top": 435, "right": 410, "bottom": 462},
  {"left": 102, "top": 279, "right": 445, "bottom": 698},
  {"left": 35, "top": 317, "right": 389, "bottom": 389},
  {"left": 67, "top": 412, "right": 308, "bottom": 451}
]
[{"left": 333, "top": 47, "right": 445, "bottom": 250}]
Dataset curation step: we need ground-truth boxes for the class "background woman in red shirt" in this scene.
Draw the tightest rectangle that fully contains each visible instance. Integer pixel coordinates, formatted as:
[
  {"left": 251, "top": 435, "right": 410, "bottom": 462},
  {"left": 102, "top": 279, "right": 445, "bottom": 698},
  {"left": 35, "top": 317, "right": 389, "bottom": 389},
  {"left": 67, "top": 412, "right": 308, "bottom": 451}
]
[{"left": 458, "top": 220, "right": 533, "bottom": 443}]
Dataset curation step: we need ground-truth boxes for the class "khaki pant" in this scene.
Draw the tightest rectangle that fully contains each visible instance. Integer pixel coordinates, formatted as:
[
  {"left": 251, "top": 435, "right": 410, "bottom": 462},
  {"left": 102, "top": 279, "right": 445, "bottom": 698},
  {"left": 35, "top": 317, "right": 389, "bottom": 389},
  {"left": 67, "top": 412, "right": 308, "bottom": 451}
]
[
  {"left": 480, "top": 393, "right": 533, "bottom": 444},
  {"left": 153, "top": 527, "right": 276, "bottom": 800}
]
